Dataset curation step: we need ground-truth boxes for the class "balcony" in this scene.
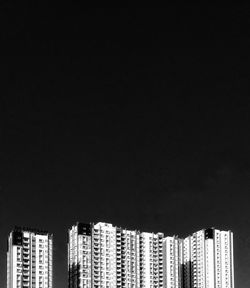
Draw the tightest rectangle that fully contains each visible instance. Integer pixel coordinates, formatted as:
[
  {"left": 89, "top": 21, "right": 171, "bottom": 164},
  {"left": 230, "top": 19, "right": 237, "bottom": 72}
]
[{"left": 23, "top": 260, "right": 30, "bottom": 266}]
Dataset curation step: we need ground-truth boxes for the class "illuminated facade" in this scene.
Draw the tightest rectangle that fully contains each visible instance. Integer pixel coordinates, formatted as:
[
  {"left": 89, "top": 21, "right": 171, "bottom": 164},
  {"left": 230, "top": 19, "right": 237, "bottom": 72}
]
[
  {"left": 163, "top": 236, "right": 182, "bottom": 288},
  {"left": 7, "top": 227, "right": 53, "bottom": 288},
  {"left": 68, "top": 223, "right": 234, "bottom": 288},
  {"left": 116, "top": 227, "right": 140, "bottom": 288},
  {"left": 139, "top": 232, "right": 164, "bottom": 288},
  {"left": 68, "top": 223, "right": 165, "bottom": 288},
  {"left": 181, "top": 228, "right": 234, "bottom": 288}
]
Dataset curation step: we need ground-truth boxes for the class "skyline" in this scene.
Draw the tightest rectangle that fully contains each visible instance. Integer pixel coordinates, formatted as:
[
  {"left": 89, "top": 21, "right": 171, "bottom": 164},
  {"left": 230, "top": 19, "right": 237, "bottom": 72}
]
[
  {"left": 2, "top": 221, "right": 238, "bottom": 288},
  {"left": 67, "top": 222, "right": 234, "bottom": 288},
  {"left": 1, "top": 3, "right": 250, "bottom": 288},
  {"left": 7, "top": 222, "right": 234, "bottom": 288}
]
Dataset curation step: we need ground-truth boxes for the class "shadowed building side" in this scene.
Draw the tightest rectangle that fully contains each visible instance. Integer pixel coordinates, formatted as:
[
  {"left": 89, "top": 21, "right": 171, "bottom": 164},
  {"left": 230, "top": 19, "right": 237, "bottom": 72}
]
[{"left": 68, "top": 223, "right": 92, "bottom": 288}]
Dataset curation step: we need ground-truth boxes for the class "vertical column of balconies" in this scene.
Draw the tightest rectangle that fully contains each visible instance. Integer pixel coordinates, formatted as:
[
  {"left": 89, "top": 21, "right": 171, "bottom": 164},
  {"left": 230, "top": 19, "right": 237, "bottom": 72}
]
[
  {"left": 16, "top": 246, "right": 23, "bottom": 288},
  {"left": 121, "top": 231, "right": 128, "bottom": 288},
  {"left": 22, "top": 235, "right": 30, "bottom": 287},
  {"left": 108, "top": 227, "right": 117, "bottom": 288},
  {"left": 158, "top": 234, "right": 164, "bottom": 288},
  {"left": 191, "top": 233, "right": 197, "bottom": 288},
  {"left": 179, "top": 238, "right": 185, "bottom": 288},
  {"left": 116, "top": 228, "right": 122, "bottom": 288},
  {"left": 152, "top": 235, "right": 158, "bottom": 288},
  {"left": 177, "top": 239, "right": 183, "bottom": 288},
  {"left": 92, "top": 226, "right": 101, "bottom": 288},
  {"left": 77, "top": 235, "right": 83, "bottom": 288},
  {"left": 221, "top": 231, "right": 233, "bottom": 288},
  {"left": 31, "top": 235, "right": 36, "bottom": 288},
  {"left": 139, "top": 234, "right": 145, "bottom": 288},
  {"left": 197, "top": 231, "right": 206, "bottom": 288},
  {"left": 79, "top": 234, "right": 91, "bottom": 288},
  {"left": 205, "top": 229, "right": 215, "bottom": 288},
  {"left": 120, "top": 230, "right": 133, "bottom": 288},
  {"left": 130, "top": 231, "right": 137, "bottom": 288},
  {"left": 136, "top": 233, "right": 141, "bottom": 288},
  {"left": 106, "top": 225, "right": 116, "bottom": 288},
  {"left": 214, "top": 230, "right": 222, "bottom": 288},
  {"left": 149, "top": 234, "right": 154, "bottom": 288},
  {"left": 48, "top": 236, "right": 53, "bottom": 288},
  {"left": 170, "top": 237, "right": 180, "bottom": 288},
  {"left": 152, "top": 233, "right": 164, "bottom": 288},
  {"left": 174, "top": 237, "right": 181, "bottom": 288}
]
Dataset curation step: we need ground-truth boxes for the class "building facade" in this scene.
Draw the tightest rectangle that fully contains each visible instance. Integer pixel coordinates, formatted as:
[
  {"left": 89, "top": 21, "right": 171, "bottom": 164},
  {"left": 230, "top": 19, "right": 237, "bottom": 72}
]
[
  {"left": 7, "top": 227, "right": 53, "bottom": 288},
  {"left": 68, "top": 222, "right": 234, "bottom": 288},
  {"left": 139, "top": 232, "right": 164, "bottom": 288},
  {"left": 68, "top": 223, "right": 92, "bottom": 288},
  {"left": 163, "top": 236, "right": 182, "bottom": 288},
  {"left": 181, "top": 228, "right": 234, "bottom": 288},
  {"left": 68, "top": 223, "right": 165, "bottom": 288}
]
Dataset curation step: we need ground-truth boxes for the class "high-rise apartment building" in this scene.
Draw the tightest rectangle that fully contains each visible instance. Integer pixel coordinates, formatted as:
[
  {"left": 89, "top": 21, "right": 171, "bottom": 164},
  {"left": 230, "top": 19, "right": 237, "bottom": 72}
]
[
  {"left": 116, "top": 227, "right": 140, "bottom": 288},
  {"left": 68, "top": 222, "right": 234, "bottom": 288},
  {"left": 91, "top": 223, "right": 117, "bottom": 288},
  {"left": 181, "top": 228, "right": 234, "bottom": 288},
  {"left": 7, "top": 227, "right": 53, "bottom": 288},
  {"left": 68, "top": 223, "right": 92, "bottom": 288},
  {"left": 139, "top": 232, "right": 164, "bottom": 288},
  {"left": 163, "top": 236, "right": 182, "bottom": 288}
]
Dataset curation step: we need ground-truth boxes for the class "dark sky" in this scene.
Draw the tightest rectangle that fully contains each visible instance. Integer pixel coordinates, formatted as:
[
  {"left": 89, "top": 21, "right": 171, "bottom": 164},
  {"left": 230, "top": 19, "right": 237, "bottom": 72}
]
[{"left": 1, "top": 3, "right": 250, "bottom": 287}]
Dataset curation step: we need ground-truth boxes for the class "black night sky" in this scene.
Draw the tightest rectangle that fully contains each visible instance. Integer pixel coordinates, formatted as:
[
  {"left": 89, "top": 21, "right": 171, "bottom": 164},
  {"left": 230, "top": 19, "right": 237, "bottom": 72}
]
[{"left": 1, "top": 3, "right": 250, "bottom": 287}]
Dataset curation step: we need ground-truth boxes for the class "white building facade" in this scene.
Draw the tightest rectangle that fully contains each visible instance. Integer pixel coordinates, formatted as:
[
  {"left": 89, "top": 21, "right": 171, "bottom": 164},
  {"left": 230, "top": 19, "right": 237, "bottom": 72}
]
[
  {"left": 182, "top": 228, "right": 234, "bottom": 288},
  {"left": 7, "top": 227, "right": 53, "bottom": 288},
  {"left": 139, "top": 232, "right": 164, "bottom": 288},
  {"left": 68, "top": 223, "right": 165, "bottom": 288},
  {"left": 91, "top": 222, "right": 117, "bottom": 288},
  {"left": 68, "top": 223, "right": 234, "bottom": 288},
  {"left": 163, "top": 236, "right": 182, "bottom": 288},
  {"left": 117, "top": 227, "right": 140, "bottom": 288}
]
